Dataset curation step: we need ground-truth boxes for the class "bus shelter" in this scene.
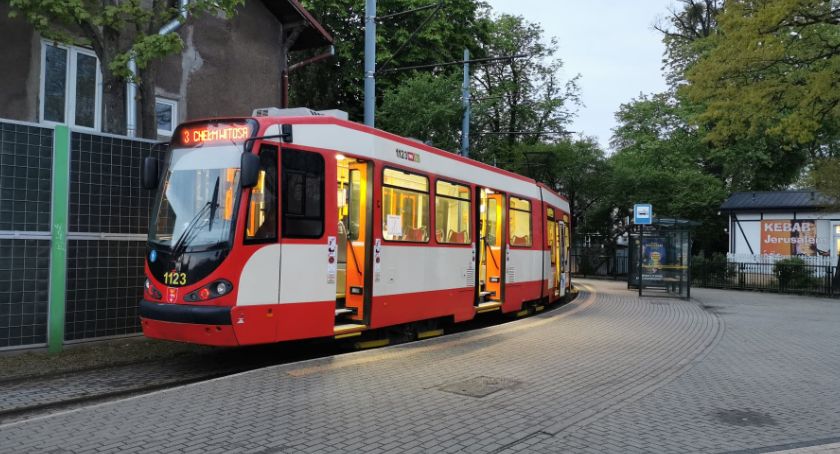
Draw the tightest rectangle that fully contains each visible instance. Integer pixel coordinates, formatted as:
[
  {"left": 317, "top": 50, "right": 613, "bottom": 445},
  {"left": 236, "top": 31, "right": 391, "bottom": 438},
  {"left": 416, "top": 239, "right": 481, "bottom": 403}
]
[{"left": 628, "top": 218, "right": 698, "bottom": 299}]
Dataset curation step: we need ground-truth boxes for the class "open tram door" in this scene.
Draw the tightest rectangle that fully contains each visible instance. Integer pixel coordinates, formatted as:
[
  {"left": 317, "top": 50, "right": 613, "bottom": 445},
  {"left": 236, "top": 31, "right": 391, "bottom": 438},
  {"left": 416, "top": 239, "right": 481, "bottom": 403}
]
[
  {"left": 335, "top": 156, "right": 373, "bottom": 333},
  {"left": 560, "top": 217, "right": 570, "bottom": 294},
  {"left": 476, "top": 188, "right": 505, "bottom": 312},
  {"left": 547, "top": 208, "right": 561, "bottom": 298}
]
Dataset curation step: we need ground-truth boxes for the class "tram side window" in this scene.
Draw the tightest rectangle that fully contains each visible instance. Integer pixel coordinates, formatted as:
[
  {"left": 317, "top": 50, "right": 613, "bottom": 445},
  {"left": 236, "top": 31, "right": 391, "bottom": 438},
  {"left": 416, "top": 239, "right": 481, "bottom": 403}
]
[
  {"left": 282, "top": 149, "right": 325, "bottom": 238},
  {"left": 435, "top": 180, "right": 471, "bottom": 244},
  {"left": 382, "top": 168, "right": 429, "bottom": 242},
  {"left": 245, "top": 145, "right": 278, "bottom": 242},
  {"left": 509, "top": 197, "right": 532, "bottom": 247}
]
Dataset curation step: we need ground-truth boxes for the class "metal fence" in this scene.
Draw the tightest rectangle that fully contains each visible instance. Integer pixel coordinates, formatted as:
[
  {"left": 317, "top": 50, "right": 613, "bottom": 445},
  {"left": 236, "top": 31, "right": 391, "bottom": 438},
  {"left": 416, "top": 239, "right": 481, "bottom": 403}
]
[
  {"left": 692, "top": 260, "right": 839, "bottom": 297},
  {"left": 571, "top": 253, "right": 629, "bottom": 280},
  {"left": 0, "top": 119, "right": 160, "bottom": 350}
]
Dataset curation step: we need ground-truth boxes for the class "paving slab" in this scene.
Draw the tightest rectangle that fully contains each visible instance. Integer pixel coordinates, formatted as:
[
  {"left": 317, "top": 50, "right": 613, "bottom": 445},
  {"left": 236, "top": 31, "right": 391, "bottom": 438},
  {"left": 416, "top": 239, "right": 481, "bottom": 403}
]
[{"left": 1, "top": 280, "right": 838, "bottom": 453}]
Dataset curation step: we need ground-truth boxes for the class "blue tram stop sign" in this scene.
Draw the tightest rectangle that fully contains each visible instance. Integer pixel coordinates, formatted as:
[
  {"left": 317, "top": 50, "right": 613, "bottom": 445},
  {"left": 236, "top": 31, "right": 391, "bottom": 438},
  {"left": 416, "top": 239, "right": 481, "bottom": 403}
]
[{"left": 633, "top": 204, "right": 652, "bottom": 225}]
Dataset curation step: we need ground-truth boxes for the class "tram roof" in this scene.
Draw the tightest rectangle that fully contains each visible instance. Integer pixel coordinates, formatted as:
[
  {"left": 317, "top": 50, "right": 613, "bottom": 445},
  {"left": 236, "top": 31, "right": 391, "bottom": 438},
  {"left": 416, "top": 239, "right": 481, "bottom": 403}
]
[{"left": 257, "top": 115, "right": 570, "bottom": 210}]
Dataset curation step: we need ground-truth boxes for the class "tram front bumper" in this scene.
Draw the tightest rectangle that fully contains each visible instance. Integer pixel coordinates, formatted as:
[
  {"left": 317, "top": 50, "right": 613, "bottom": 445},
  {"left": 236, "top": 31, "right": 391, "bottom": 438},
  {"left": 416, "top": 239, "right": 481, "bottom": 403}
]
[{"left": 139, "top": 299, "right": 239, "bottom": 346}]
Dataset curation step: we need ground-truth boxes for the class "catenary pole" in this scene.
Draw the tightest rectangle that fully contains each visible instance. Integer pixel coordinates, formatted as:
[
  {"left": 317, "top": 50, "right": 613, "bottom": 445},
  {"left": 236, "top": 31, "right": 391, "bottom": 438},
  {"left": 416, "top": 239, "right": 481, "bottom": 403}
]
[
  {"left": 461, "top": 48, "right": 470, "bottom": 157},
  {"left": 364, "top": 0, "right": 376, "bottom": 126}
]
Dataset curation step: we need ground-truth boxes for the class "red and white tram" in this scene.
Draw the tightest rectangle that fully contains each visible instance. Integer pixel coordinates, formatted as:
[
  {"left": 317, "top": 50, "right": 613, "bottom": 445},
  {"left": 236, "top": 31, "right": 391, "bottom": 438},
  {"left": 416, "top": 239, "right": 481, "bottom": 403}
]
[{"left": 139, "top": 108, "right": 571, "bottom": 346}]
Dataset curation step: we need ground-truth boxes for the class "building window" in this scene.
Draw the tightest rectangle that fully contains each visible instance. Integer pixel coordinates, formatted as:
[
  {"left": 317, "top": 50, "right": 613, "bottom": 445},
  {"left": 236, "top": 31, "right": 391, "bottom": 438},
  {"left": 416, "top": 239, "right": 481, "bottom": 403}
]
[
  {"left": 382, "top": 168, "right": 429, "bottom": 242},
  {"left": 156, "top": 98, "right": 178, "bottom": 136},
  {"left": 40, "top": 41, "right": 102, "bottom": 130}
]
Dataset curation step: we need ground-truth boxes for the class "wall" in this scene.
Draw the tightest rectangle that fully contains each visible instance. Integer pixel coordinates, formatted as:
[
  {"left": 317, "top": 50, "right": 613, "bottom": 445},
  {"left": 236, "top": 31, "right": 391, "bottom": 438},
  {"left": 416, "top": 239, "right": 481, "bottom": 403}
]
[
  {"left": 729, "top": 211, "right": 840, "bottom": 264},
  {"left": 184, "top": 1, "right": 285, "bottom": 120},
  {"left": 0, "top": 1, "right": 288, "bottom": 136},
  {"left": 0, "top": 2, "right": 40, "bottom": 123}
]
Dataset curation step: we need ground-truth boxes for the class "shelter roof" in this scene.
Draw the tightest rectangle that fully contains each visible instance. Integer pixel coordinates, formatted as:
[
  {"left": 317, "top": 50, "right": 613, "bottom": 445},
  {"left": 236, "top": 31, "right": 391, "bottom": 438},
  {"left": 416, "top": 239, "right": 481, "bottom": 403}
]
[{"left": 720, "top": 190, "right": 836, "bottom": 212}]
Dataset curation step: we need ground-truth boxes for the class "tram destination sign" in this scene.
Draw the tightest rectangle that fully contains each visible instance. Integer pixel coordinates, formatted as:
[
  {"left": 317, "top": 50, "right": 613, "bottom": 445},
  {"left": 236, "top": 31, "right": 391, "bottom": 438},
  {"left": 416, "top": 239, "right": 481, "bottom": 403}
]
[{"left": 174, "top": 120, "right": 256, "bottom": 147}]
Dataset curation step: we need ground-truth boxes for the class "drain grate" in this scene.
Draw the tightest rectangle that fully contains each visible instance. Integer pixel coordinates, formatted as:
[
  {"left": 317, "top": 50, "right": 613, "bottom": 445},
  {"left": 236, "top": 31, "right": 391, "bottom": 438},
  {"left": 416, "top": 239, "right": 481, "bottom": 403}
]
[
  {"left": 437, "top": 376, "right": 521, "bottom": 398},
  {"left": 714, "top": 409, "right": 777, "bottom": 427}
]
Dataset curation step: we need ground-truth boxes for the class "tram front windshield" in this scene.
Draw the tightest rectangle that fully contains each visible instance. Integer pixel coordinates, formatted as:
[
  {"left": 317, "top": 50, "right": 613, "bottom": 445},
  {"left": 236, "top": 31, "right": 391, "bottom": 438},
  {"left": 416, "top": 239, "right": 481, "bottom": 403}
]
[{"left": 149, "top": 146, "right": 241, "bottom": 252}]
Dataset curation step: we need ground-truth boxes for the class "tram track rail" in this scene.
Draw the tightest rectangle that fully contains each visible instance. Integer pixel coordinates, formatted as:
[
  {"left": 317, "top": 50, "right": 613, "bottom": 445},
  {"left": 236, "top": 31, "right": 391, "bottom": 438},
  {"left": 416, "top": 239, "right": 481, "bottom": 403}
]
[{"left": 1, "top": 293, "right": 577, "bottom": 425}]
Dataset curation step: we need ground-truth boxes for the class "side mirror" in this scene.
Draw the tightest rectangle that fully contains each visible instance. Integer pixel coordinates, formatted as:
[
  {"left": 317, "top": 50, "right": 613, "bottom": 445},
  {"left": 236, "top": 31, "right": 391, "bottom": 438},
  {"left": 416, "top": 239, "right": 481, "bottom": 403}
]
[
  {"left": 141, "top": 157, "right": 159, "bottom": 190},
  {"left": 240, "top": 152, "right": 260, "bottom": 188}
]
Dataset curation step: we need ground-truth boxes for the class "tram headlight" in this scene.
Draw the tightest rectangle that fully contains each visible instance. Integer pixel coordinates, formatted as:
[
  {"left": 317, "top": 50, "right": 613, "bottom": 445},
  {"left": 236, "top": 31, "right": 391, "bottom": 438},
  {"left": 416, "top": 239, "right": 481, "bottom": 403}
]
[
  {"left": 145, "top": 279, "right": 163, "bottom": 299},
  {"left": 184, "top": 280, "right": 233, "bottom": 302}
]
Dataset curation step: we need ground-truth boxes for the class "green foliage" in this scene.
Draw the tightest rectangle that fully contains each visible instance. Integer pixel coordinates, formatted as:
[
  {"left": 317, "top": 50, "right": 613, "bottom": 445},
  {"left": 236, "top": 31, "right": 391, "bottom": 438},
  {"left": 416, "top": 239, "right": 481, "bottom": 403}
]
[
  {"left": 9, "top": 0, "right": 243, "bottom": 79},
  {"left": 773, "top": 257, "right": 818, "bottom": 290},
  {"left": 691, "top": 252, "right": 732, "bottom": 285},
  {"left": 654, "top": 0, "right": 723, "bottom": 87},
  {"left": 512, "top": 138, "right": 606, "bottom": 230},
  {"left": 9, "top": 0, "right": 243, "bottom": 136},
  {"left": 607, "top": 93, "right": 728, "bottom": 253},
  {"left": 683, "top": 0, "right": 840, "bottom": 147},
  {"left": 378, "top": 72, "right": 463, "bottom": 151},
  {"left": 810, "top": 157, "right": 840, "bottom": 209},
  {"left": 291, "top": 3, "right": 579, "bottom": 165},
  {"left": 470, "top": 13, "right": 579, "bottom": 164},
  {"left": 292, "top": 0, "right": 486, "bottom": 119}
]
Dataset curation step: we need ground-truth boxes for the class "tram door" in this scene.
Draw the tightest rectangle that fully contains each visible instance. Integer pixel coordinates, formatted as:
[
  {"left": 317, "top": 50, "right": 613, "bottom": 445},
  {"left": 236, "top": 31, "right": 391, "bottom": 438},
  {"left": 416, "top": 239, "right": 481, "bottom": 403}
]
[
  {"left": 337, "top": 158, "right": 371, "bottom": 322},
  {"left": 559, "top": 220, "right": 569, "bottom": 293},
  {"left": 547, "top": 209, "right": 560, "bottom": 296},
  {"left": 478, "top": 188, "right": 505, "bottom": 303}
]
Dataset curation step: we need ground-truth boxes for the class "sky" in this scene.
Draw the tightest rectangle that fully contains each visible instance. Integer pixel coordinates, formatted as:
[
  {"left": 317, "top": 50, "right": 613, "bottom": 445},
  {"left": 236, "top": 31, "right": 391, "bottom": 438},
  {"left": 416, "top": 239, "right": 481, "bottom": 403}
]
[{"left": 484, "top": 0, "right": 675, "bottom": 151}]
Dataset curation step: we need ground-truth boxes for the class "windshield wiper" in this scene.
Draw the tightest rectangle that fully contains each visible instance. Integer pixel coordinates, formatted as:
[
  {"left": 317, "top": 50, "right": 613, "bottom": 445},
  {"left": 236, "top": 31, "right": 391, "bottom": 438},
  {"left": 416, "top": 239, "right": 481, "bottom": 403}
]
[
  {"left": 170, "top": 205, "right": 211, "bottom": 258},
  {"left": 208, "top": 177, "right": 220, "bottom": 232}
]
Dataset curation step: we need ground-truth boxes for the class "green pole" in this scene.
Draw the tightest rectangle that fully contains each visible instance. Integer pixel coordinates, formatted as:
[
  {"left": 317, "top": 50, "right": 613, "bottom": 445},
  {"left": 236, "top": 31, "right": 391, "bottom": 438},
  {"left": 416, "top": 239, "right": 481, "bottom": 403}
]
[{"left": 48, "top": 125, "right": 70, "bottom": 353}]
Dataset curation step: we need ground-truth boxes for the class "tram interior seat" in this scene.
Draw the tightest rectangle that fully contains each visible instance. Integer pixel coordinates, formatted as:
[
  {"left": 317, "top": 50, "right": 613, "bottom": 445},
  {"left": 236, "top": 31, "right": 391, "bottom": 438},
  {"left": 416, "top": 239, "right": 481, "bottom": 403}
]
[
  {"left": 448, "top": 230, "right": 466, "bottom": 243},
  {"left": 406, "top": 227, "right": 427, "bottom": 242},
  {"left": 511, "top": 235, "right": 529, "bottom": 247}
]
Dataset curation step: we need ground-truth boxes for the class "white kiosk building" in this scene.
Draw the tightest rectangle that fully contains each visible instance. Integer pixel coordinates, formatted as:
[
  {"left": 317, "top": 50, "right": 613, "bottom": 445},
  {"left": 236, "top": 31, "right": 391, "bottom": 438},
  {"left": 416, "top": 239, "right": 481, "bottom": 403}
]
[{"left": 721, "top": 190, "right": 840, "bottom": 266}]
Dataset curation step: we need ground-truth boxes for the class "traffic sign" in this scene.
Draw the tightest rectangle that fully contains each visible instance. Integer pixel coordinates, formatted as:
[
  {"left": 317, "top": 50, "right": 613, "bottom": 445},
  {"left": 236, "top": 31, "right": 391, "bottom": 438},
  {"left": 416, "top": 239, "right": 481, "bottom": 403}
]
[{"left": 633, "top": 204, "right": 652, "bottom": 225}]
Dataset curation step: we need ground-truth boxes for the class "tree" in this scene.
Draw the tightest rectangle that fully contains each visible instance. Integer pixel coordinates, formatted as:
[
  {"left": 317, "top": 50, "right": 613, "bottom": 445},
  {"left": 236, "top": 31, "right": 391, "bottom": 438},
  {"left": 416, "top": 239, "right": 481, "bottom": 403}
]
[
  {"left": 653, "top": 0, "right": 820, "bottom": 192},
  {"left": 291, "top": 0, "right": 487, "bottom": 120},
  {"left": 683, "top": 0, "right": 840, "bottom": 148},
  {"left": 513, "top": 138, "right": 606, "bottom": 230},
  {"left": 9, "top": 0, "right": 243, "bottom": 138},
  {"left": 470, "top": 13, "right": 579, "bottom": 166},
  {"left": 654, "top": 0, "right": 723, "bottom": 87},
  {"left": 607, "top": 93, "right": 728, "bottom": 254},
  {"left": 811, "top": 158, "right": 840, "bottom": 206},
  {"left": 378, "top": 72, "right": 463, "bottom": 151}
]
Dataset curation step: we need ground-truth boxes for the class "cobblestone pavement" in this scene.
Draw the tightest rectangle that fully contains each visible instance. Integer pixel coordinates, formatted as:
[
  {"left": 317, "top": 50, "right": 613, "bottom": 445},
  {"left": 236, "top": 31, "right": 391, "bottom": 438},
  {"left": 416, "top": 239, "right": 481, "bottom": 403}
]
[
  {"left": 0, "top": 358, "right": 232, "bottom": 419},
  {"left": 0, "top": 280, "right": 838, "bottom": 453}
]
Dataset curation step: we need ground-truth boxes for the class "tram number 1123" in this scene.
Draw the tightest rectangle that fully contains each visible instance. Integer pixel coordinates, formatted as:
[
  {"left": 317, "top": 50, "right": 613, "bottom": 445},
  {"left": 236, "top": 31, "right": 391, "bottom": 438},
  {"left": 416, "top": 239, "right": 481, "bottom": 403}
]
[{"left": 163, "top": 271, "right": 187, "bottom": 286}]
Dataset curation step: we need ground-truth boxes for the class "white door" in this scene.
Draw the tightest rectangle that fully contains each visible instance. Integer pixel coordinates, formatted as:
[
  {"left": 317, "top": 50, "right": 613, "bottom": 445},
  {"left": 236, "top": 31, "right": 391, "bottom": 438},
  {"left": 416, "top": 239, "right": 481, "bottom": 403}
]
[{"left": 833, "top": 223, "right": 840, "bottom": 264}]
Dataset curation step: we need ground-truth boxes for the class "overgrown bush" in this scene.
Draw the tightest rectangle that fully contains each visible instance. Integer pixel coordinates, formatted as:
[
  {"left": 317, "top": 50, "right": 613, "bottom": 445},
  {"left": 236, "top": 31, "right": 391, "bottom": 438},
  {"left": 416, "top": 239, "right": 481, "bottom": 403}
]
[
  {"left": 578, "top": 254, "right": 595, "bottom": 276},
  {"left": 773, "top": 257, "right": 817, "bottom": 290},
  {"left": 692, "top": 253, "right": 731, "bottom": 286}
]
